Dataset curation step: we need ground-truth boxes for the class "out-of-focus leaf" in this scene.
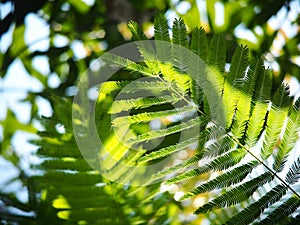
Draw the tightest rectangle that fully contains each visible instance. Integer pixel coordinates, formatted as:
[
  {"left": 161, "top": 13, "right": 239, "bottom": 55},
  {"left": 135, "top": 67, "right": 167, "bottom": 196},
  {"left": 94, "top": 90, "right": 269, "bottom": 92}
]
[
  {"left": 247, "top": 0, "right": 287, "bottom": 28},
  {"left": 181, "top": 0, "right": 201, "bottom": 31},
  {"left": 9, "top": 25, "right": 27, "bottom": 57},
  {"left": 285, "top": 36, "right": 300, "bottom": 55},
  {"left": 22, "top": 57, "right": 47, "bottom": 86},
  {"left": 277, "top": 57, "right": 300, "bottom": 81},
  {"left": 67, "top": 0, "right": 90, "bottom": 13},
  {"left": 1, "top": 25, "right": 28, "bottom": 77},
  {"left": 206, "top": 0, "right": 217, "bottom": 31},
  {"left": 223, "top": 2, "right": 247, "bottom": 32},
  {"left": 0, "top": 12, "right": 13, "bottom": 36},
  {"left": 0, "top": 109, "right": 37, "bottom": 153}
]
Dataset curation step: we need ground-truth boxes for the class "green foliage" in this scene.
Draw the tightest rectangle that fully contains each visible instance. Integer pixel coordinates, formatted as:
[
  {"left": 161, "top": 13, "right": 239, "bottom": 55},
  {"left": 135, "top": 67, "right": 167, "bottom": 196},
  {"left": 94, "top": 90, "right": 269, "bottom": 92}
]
[
  {"left": 91, "top": 17, "right": 300, "bottom": 224},
  {"left": 33, "top": 109, "right": 130, "bottom": 224},
  {"left": 1, "top": 0, "right": 300, "bottom": 224},
  {"left": 28, "top": 97, "right": 181, "bottom": 225}
]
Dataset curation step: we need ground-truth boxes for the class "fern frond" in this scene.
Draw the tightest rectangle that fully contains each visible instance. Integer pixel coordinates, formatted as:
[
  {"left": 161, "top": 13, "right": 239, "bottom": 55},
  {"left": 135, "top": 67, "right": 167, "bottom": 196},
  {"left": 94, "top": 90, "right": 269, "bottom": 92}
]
[
  {"left": 261, "top": 84, "right": 290, "bottom": 158},
  {"left": 112, "top": 105, "right": 194, "bottom": 126},
  {"left": 98, "top": 80, "right": 130, "bottom": 94},
  {"left": 225, "top": 184, "right": 287, "bottom": 225},
  {"left": 165, "top": 148, "right": 247, "bottom": 185},
  {"left": 231, "top": 58, "right": 262, "bottom": 139},
  {"left": 188, "top": 27, "right": 208, "bottom": 106},
  {"left": 39, "top": 158, "right": 91, "bottom": 171},
  {"left": 154, "top": 14, "right": 170, "bottom": 42},
  {"left": 96, "top": 20, "right": 300, "bottom": 224},
  {"left": 36, "top": 171, "right": 103, "bottom": 186},
  {"left": 194, "top": 172, "right": 274, "bottom": 214},
  {"left": 172, "top": 18, "right": 189, "bottom": 72},
  {"left": 190, "top": 27, "right": 208, "bottom": 62},
  {"left": 172, "top": 18, "right": 189, "bottom": 48},
  {"left": 148, "top": 153, "right": 203, "bottom": 184},
  {"left": 223, "top": 45, "right": 249, "bottom": 130},
  {"left": 208, "top": 34, "right": 226, "bottom": 72},
  {"left": 138, "top": 136, "right": 199, "bottom": 163},
  {"left": 226, "top": 45, "right": 249, "bottom": 86},
  {"left": 128, "top": 21, "right": 159, "bottom": 73},
  {"left": 101, "top": 53, "right": 154, "bottom": 77},
  {"left": 159, "top": 63, "right": 191, "bottom": 94},
  {"left": 181, "top": 161, "right": 258, "bottom": 200},
  {"left": 51, "top": 18, "right": 300, "bottom": 224},
  {"left": 154, "top": 14, "right": 171, "bottom": 62},
  {"left": 128, "top": 21, "right": 147, "bottom": 41},
  {"left": 109, "top": 95, "right": 182, "bottom": 114},
  {"left": 204, "top": 133, "right": 235, "bottom": 157},
  {"left": 285, "top": 156, "right": 300, "bottom": 185},
  {"left": 100, "top": 80, "right": 176, "bottom": 94},
  {"left": 127, "top": 117, "right": 205, "bottom": 145},
  {"left": 243, "top": 59, "right": 267, "bottom": 147},
  {"left": 35, "top": 142, "right": 82, "bottom": 158},
  {"left": 254, "top": 196, "right": 300, "bottom": 225},
  {"left": 273, "top": 99, "right": 300, "bottom": 171}
]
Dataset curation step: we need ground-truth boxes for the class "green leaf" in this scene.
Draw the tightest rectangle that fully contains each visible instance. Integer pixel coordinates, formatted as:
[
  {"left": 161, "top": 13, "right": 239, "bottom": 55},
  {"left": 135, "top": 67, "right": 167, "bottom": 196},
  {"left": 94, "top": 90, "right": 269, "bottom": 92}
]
[
  {"left": 245, "top": 67, "right": 271, "bottom": 147},
  {"left": 172, "top": 18, "right": 189, "bottom": 72},
  {"left": 138, "top": 136, "right": 199, "bottom": 163},
  {"left": 9, "top": 25, "right": 27, "bottom": 57},
  {"left": 149, "top": 153, "right": 203, "bottom": 184},
  {"left": 166, "top": 148, "right": 247, "bottom": 185},
  {"left": 273, "top": 99, "right": 300, "bottom": 171},
  {"left": 181, "top": 0, "right": 201, "bottom": 31},
  {"left": 181, "top": 161, "right": 258, "bottom": 200},
  {"left": 195, "top": 172, "right": 274, "bottom": 214},
  {"left": 1, "top": 109, "right": 37, "bottom": 154},
  {"left": 172, "top": 18, "right": 189, "bottom": 48},
  {"left": 101, "top": 53, "right": 154, "bottom": 77},
  {"left": 261, "top": 84, "right": 290, "bottom": 158},
  {"left": 112, "top": 105, "right": 194, "bottom": 126},
  {"left": 154, "top": 14, "right": 171, "bottom": 63},
  {"left": 128, "top": 21, "right": 159, "bottom": 73},
  {"left": 127, "top": 117, "right": 204, "bottom": 145},
  {"left": 190, "top": 27, "right": 208, "bottom": 62},
  {"left": 223, "top": 45, "right": 249, "bottom": 130},
  {"left": 225, "top": 184, "right": 287, "bottom": 225},
  {"left": 208, "top": 34, "right": 226, "bottom": 72},
  {"left": 285, "top": 156, "right": 300, "bottom": 185},
  {"left": 68, "top": 0, "right": 90, "bottom": 13},
  {"left": 109, "top": 95, "right": 182, "bottom": 114},
  {"left": 254, "top": 196, "right": 300, "bottom": 225}
]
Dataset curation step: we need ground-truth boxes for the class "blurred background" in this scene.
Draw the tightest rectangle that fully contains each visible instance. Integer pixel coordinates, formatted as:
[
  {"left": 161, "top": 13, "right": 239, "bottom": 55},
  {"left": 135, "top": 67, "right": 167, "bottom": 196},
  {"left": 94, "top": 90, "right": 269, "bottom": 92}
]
[{"left": 0, "top": 0, "right": 299, "bottom": 224}]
